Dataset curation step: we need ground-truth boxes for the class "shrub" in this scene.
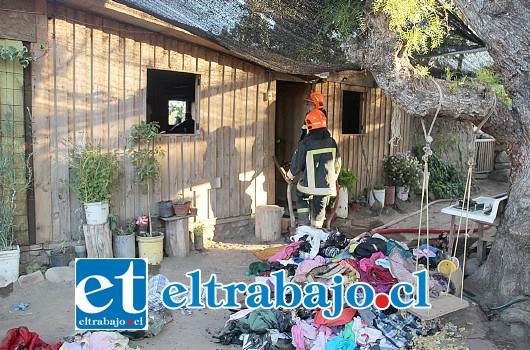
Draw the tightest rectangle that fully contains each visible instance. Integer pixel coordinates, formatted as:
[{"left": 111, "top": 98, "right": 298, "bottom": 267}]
[{"left": 382, "top": 152, "right": 422, "bottom": 188}]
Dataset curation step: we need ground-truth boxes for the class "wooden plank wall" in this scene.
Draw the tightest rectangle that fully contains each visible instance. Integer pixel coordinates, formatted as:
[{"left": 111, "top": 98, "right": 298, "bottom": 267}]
[
  {"left": 30, "top": 2, "right": 275, "bottom": 244},
  {"left": 314, "top": 82, "right": 410, "bottom": 196}
]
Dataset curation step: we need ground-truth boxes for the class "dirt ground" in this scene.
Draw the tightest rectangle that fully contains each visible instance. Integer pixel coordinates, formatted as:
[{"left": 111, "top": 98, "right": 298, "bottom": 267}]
[{"left": 1, "top": 179, "right": 527, "bottom": 350}]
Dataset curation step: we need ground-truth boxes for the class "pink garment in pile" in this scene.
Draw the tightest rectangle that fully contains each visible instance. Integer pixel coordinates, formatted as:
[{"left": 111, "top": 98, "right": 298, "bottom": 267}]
[{"left": 268, "top": 240, "right": 304, "bottom": 262}]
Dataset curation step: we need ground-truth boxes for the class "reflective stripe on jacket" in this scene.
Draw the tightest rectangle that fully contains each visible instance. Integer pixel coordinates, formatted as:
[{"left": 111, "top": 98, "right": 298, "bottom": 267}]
[{"left": 287, "top": 129, "right": 341, "bottom": 196}]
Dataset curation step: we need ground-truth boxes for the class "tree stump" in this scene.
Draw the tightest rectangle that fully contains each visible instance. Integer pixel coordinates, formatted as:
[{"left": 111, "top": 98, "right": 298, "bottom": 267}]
[
  {"left": 83, "top": 223, "right": 113, "bottom": 258},
  {"left": 255, "top": 205, "right": 284, "bottom": 241}
]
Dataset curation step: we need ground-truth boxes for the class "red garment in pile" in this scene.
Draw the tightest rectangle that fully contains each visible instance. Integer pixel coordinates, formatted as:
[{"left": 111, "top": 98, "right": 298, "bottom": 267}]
[{"left": 0, "top": 327, "right": 62, "bottom": 350}]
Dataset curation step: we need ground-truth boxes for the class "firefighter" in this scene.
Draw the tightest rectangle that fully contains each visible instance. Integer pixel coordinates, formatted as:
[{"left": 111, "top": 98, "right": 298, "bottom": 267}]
[{"left": 287, "top": 104, "right": 341, "bottom": 228}]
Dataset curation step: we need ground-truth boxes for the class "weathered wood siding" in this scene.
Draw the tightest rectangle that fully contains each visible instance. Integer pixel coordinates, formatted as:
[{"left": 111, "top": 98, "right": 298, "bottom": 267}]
[
  {"left": 315, "top": 82, "right": 411, "bottom": 194},
  {"left": 30, "top": 2, "right": 275, "bottom": 244}
]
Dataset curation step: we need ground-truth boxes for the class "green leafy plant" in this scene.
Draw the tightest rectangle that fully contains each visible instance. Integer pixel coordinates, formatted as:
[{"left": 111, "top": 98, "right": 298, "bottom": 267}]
[
  {"left": 52, "top": 241, "right": 71, "bottom": 254},
  {"left": 373, "top": 0, "right": 450, "bottom": 55},
  {"left": 0, "top": 107, "right": 32, "bottom": 251},
  {"left": 414, "top": 147, "right": 467, "bottom": 198},
  {"left": 382, "top": 152, "right": 422, "bottom": 188},
  {"left": 174, "top": 194, "right": 191, "bottom": 205},
  {"left": 128, "top": 121, "right": 165, "bottom": 236},
  {"left": 337, "top": 168, "right": 358, "bottom": 201},
  {"left": 373, "top": 184, "right": 387, "bottom": 190},
  {"left": 0, "top": 44, "right": 48, "bottom": 68},
  {"left": 115, "top": 219, "right": 136, "bottom": 236},
  {"left": 193, "top": 221, "right": 205, "bottom": 234},
  {"left": 68, "top": 143, "right": 120, "bottom": 204}
]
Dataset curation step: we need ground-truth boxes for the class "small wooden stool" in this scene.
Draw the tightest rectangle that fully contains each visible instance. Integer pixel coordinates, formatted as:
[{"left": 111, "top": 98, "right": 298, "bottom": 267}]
[
  {"left": 83, "top": 223, "right": 113, "bottom": 258},
  {"left": 159, "top": 215, "right": 191, "bottom": 257},
  {"left": 255, "top": 205, "right": 284, "bottom": 241}
]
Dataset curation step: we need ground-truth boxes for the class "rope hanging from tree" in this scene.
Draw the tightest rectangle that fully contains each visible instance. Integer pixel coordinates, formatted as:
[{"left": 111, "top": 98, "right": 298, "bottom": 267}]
[
  {"left": 388, "top": 106, "right": 403, "bottom": 147},
  {"left": 445, "top": 93, "right": 497, "bottom": 299}
]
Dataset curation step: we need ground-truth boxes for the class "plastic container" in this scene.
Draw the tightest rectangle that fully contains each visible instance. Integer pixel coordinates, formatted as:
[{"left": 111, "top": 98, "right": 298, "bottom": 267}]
[
  {"left": 113, "top": 234, "right": 136, "bottom": 258},
  {"left": 158, "top": 200, "right": 174, "bottom": 218},
  {"left": 0, "top": 246, "right": 20, "bottom": 287},
  {"left": 368, "top": 189, "right": 386, "bottom": 208},
  {"left": 84, "top": 202, "right": 110, "bottom": 225},
  {"left": 396, "top": 186, "right": 410, "bottom": 201},
  {"left": 137, "top": 233, "right": 164, "bottom": 265},
  {"left": 50, "top": 251, "right": 70, "bottom": 267}
]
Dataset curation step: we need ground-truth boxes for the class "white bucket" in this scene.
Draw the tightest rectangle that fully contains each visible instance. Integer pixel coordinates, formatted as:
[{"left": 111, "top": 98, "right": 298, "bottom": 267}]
[
  {"left": 396, "top": 186, "right": 410, "bottom": 201},
  {"left": 336, "top": 187, "right": 349, "bottom": 218},
  {"left": 368, "top": 189, "right": 386, "bottom": 208},
  {"left": 84, "top": 202, "right": 110, "bottom": 225},
  {"left": 0, "top": 246, "right": 20, "bottom": 287}
]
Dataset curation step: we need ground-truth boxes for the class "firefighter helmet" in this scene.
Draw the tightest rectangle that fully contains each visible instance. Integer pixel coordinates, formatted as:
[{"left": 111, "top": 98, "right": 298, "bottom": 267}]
[
  {"left": 305, "top": 92, "right": 325, "bottom": 110},
  {"left": 304, "top": 109, "right": 327, "bottom": 130}
]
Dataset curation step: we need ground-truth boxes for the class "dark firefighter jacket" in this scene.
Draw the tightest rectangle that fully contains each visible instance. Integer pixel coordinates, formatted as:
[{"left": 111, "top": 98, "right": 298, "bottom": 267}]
[{"left": 286, "top": 128, "right": 341, "bottom": 196}]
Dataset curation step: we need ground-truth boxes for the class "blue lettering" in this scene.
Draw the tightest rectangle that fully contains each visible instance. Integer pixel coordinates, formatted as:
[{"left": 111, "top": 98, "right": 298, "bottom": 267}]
[
  {"left": 203, "top": 274, "right": 225, "bottom": 309},
  {"left": 345, "top": 282, "right": 375, "bottom": 309},
  {"left": 223, "top": 282, "right": 247, "bottom": 308},
  {"left": 273, "top": 270, "right": 303, "bottom": 308},
  {"left": 161, "top": 283, "right": 188, "bottom": 309},
  {"left": 245, "top": 283, "right": 273, "bottom": 309},
  {"left": 322, "top": 275, "right": 344, "bottom": 319},
  {"left": 389, "top": 283, "right": 414, "bottom": 309},
  {"left": 413, "top": 270, "right": 431, "bottom": 308},
  {"left": 302, "top": 282, "right": 331, "bottom": 309},
  {"left": 186, "top": 269, "right": 205, "bottom": 308}
]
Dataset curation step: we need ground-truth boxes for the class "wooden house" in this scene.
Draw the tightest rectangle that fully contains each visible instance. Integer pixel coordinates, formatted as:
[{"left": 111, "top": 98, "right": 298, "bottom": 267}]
[{"left": 0, "top": 0, "right": 411, "bottom": 247}]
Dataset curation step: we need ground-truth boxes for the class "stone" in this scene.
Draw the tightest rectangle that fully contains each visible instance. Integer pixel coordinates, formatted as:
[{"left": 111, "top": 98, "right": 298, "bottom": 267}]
[
  {"left": 18, "top": 271, "right": 44, "bottom": 284},
  {"left": 510, "top": 323, "right": 527, "bottom": 338},
  {"left": 495, "top": 151, "right": 509, "bottom": 163},
  {"left": 494, "top": 162, "right": 511, "bottom": 170},
  {"left": 489, "top": 169, "right": 511, "bottom": 182},
  {"left": 45, "top": 266, "right": 74, "bottom": 283},
  {"left": 464, "top": 257, "right": 481, "bottom": 276}
]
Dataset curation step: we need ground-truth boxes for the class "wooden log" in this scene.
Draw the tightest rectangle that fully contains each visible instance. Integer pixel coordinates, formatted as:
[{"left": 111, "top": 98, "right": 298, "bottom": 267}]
[
  {"left": 83, "top": 223, "right": 113, "bottom": 258},
  {"left": 160, "top": 216, "right": 190, "bottom": 257},
  {"left": 255, "top": 205, "right": 284, "bottom": 241}
]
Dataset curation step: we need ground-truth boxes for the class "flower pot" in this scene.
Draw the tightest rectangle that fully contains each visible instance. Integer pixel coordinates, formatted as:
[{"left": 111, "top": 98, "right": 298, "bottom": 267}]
[
  {"left": 189, "top": 207, "right": 198, "bottom": 216},
  {"left": 158, "top": 200, "right": 174, "bottom": 218},
  {"left": 351, "top": 202, "right": 361, "bottom": 212},
  {"left": 194, "top": 231, "right": 204, "bottom": 251},
  {"left": 368, "top": 189, "right": 386, "bottom": 208},
  {"left": 74, "top": 243, "right": 87, "bottom": 258},
  {"left": 137, "top": 224, "right": 149, "bottom": 236},
  {"left": 336, "top": 186, "right": 349, "bottom": 219},
  {"left": 0, "top": 246, "right": 20, "bottom": 288},
  {"left": 385, "top": 186, "right": 396, "bottom": 206},
  {"left": 113, "top": 233, "right": 136, "bottom": 258},
  {"left": 50, "top": 250, "right": 70, "bottom": 267},
  {"left": 396, "top": 186, "right": 410, "bottom": 201},
  {"left": 84, "top": 201, "right": 110, "bottom": 225},
  {"left": 173, "top": 202, "right": 191, "bottom": 217},
  {"left": 137, "top": 233, "right": 164, "bottom": 265}
]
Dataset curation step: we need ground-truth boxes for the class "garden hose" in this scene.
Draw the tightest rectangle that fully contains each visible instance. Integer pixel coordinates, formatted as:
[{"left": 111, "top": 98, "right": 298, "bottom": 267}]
[{"left": 463, "top": 291, "right": 530, "bottom": 320}]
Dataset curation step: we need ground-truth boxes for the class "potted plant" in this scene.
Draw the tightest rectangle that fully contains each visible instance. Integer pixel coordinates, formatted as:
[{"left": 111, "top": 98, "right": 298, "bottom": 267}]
[
  {"left": 0, "top": 114, "right": 32, "bottom": 288},
  {"left": 68, "top": 142, "right": 119, "bottom": 225},
  {"left": 368, "top": 184, "right": 387, "bottom": 208},
  {"left": 192, "top": 221, "right": 205, "bottom": 251},
  {"left": 382, "top": 152, "right": 422, "bottom": 201},
  {"left": 112, "top": 219, "right": 136, "bottom": 258},
  {"left": 351, "top": 196, "right": 363, "bottom": 212},
  {"left": 50, "top": 241, "right": 72, "bottom": 267},
  {"left": 336, "top": 168, "right": 358, "bottom": 218},
  {"left": 173, "top": 194, "right": 192, "bottom": 217},
  {"left": 128, "top": 121, "right": 166, "bottom": 264}
]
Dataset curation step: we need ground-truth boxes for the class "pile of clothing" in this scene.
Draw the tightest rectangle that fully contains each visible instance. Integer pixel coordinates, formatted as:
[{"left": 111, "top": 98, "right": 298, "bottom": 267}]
[{"left": 218, "top": 226, "right": 456, "bottom": 350}]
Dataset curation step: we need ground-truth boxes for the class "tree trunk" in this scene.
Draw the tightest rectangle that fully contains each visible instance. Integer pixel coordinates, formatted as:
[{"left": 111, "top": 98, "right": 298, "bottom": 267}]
[{"left": 341, "top": 0, "right": 530, "bottom": 321}]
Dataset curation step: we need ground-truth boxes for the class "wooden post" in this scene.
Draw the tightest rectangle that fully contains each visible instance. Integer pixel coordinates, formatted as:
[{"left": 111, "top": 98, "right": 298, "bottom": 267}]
[
  {"left": 255, "top": 205, "right": 284, "bottom": 241},
  {"left": 160, "top": 216, "right": 190, "bottom": 257},
  {"left": 83, "top": 223, "right": 113, "bottom": 258}
]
